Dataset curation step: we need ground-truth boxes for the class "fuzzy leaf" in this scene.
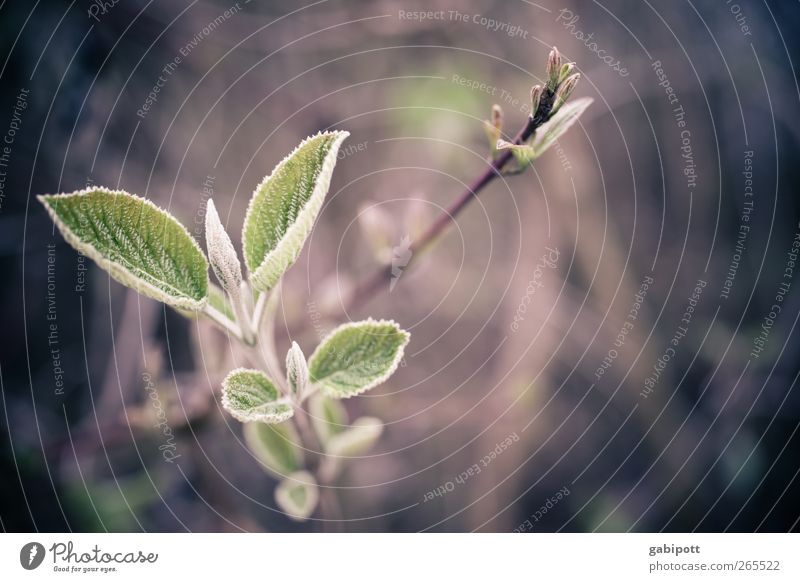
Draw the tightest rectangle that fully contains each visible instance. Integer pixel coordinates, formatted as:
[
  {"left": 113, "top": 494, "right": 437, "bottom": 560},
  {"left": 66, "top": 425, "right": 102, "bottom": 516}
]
[
  {"left": 221, "top": 368, "right": 293, "bottom": 423},
  {"left": 207, "top": 283, "right": 235, "bottom": 321},
  {"left": 286, "top": 341, "right": 309, "bottom": 399},
  {"left": 308, "top": 319, "right": 409, "bottom": 399},
  {"left": 326, "top": 416, "right": 383, "bottom": 457},
  {"left": 243, "top": 421, "right": 303, "bottom": 478},
  {"left": 38, "top": 188, "right": 208, "bottom": 310},
  {"left": 529, "top": 97, "right": 592, "bottom": 159},
  {"left": 205, "top": 199, "right": 242, "bottom": 296},
  {"left": 309, "top": 395, "right": 349, "bottom": 443},
  {"left": 243, "top": 131, "right": 349, "bottom": 292},
  {"left": 275, "top": 471, "right": 318, "bottom": 522}
]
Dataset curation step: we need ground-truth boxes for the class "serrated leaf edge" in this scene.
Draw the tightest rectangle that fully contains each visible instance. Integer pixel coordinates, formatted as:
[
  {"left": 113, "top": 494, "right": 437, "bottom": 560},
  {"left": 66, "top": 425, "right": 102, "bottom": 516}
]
[
  {"left": 308, "top": 318, "right": 410, "bottom": 399},
  {"left": 38, "top": 187, "right": 209, "bottom": 310},
  {"left": 221, "top": 367, "right": 294, "bottom": 424},
  {"left": 243, "top": 130, "right": 350, "bottom": 292}
]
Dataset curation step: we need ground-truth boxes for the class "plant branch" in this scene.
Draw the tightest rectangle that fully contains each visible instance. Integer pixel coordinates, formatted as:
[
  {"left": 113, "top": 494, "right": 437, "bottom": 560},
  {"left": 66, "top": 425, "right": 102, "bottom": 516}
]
[
  {"left": 345, "top": 90, "right": 555, "bottom": 312},
  {"left": 259, "top": 281, "right": 286, "bottom": 389},
  {"left": 203, "top": 303, "right": 244, "bottom": 342}
]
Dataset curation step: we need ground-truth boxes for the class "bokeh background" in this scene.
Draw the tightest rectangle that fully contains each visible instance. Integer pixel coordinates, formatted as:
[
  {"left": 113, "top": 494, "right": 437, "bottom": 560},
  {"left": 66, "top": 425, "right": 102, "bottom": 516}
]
[{"left": 1, "top": 0, "right": 799, "bottom": 532}]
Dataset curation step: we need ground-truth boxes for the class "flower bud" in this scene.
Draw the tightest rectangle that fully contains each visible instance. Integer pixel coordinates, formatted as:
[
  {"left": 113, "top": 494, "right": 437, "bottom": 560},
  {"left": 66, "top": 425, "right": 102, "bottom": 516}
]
[
  {"left": 286, "top": 341, "right": 309, "bottom": 400},
  {"left": 484, "top": 104, "right": 504, "bottom": 160},
  {"left": 558, "top": 62, "right": 576, "bottom": 85},
  {"left": 547, "top": 46, "right": 562, "bottom": 87},
  {"left": 553, "top": 73, "right": 580, "bottom": 112},
  {"left": 491, "top": 104, "right": 503, "bottom": 129},
  {"left": 530, "top": 84, "right": 543, "bottom": 117},
  {"left": 205, "top": 198, "right": 242, "bottom": 297}
]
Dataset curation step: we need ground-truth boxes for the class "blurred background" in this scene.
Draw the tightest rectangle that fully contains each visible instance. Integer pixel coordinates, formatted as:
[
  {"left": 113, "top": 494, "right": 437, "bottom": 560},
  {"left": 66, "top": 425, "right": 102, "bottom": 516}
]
[{"left": 1, "top": 0, "right": 799, "bottom": 532}]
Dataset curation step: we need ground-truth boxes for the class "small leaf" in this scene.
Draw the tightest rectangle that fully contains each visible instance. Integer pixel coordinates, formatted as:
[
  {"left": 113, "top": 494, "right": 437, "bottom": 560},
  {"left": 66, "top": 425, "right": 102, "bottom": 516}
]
[
  {"left": 308, "top": 319, "right": 409, "bottom": 399},
  {"left": 496, "top": 139, "right": 537, "bottom": 170},
  {"left": 243, "top": 131, "right": 349, "bottom": 292},
  {"left": 38, "top": 188, "right": 208, "bottom": 310},
  {"left": 286, "top": 341, "right": 309, "bottom": 399},
  {"left": 326, "top": 416, "right": 383, "bottom": 457},
  {"left": 309, "top": 394, "right": 349, "bottom": 443},
  {"left": 207, "top": 283, "right": 235, "bottom": 321},
  {"left": 205, "top": 199, "right": 242, "bottom": 296},
  {"left": 484, "top": 122, "right": 500, "bottom": 155},
  {"left": 243, "top": 421, "right": 303, "bottom": 478},
  {"left": 529, "top": 97, "right": 592, "bottom": 159},
  {"left": 275, "top": 471, "right": 318, "bottom": 522},
  {"left": 221, "top": 368, "right": 293, "bottom": 423}
]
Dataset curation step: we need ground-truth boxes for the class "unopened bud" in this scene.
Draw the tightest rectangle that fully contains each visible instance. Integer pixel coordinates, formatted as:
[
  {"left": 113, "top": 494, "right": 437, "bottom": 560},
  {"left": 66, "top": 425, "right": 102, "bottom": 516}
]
[
  {"left": 530, "top": 85, "right": 543, "bottom": 117},
  {"left": 206, "top": 198, "right": 254, "bottom": 344},
  {"left": 491, "top": 104, "right": 503, "bottom": 129},
  {"left": 205, "top": 199, "right": 242, "bottom": 297},
  {"left": 286, "top": 341, "right": 309, "bottom": 400},
  {"left": 547, "top": 46, "right": 562, "bottom": 87},
  {"left": 484, "top": 105, "right": 504, "bottom": 160},
  {"left": 558, "top": 62, "right": 576, "bottom": 85},
  {"left": 553, "top": 73, "right": 580, "bottom": 112}
]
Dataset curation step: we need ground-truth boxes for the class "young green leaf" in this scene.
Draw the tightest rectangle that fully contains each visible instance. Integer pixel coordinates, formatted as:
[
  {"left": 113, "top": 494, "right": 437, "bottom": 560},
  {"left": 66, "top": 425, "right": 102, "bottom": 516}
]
[
  {"left": 325, "top": 416, "right": 383, "bottom": 457},
  {"left": 205, "top": 198, "right": 242, "bottom": 297},
  {"left": 496, "top": 139, "right": 537, "bottom": 171},
  {"left": 243, "top": 421, "right": 303, "bottom": 478},
  {"left": 308, "top": 319, "right": 409, "bottom": 399},
  {"left": 38, "top": 188, "right": 208, "bottom": 310},
  {"left": 221, "top": 368, "right": 293, "bottom": 424},
  {"left": 243, "top": 131, "right": 349, "bottom": 292},
  {"left": 205, "top": 199, "right": 256, "bottom": 343},
  {"left": 286, "top": 341, "right": 309, "bottom": 400},
  {"left": 309, "top": 394, "right": 349, "bottom": 443},
  {"left": 274, "top": 471, "right": 318, "bottom": 522},
  {"left": 529, "top": 97, "right": 592, "bottom": 159},
  {"left": 207, "top": 283, "right": 236, "bottom": 321}
]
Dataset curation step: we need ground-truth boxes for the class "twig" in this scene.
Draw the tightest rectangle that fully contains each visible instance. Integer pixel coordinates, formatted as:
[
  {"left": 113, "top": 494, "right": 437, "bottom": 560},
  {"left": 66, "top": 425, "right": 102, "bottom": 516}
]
[{"left": 345, "top": 88, "right": 556, "bottom": 312}]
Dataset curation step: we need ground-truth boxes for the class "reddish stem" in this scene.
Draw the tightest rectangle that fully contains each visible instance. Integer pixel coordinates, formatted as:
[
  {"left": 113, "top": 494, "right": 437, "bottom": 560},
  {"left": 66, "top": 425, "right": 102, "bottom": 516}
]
[{"left": 345, "top": 96, "right": 550, "bottom": 312}]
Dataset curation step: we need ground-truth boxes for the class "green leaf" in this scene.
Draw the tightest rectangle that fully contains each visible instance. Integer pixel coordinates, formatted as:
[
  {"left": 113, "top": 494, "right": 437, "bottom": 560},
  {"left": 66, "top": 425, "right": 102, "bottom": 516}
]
[
  {"left": 221, "top": 368, "right": 293, "bottom": 423},
  {"left": 496, "top": 139, "right": 537, "bottom": 171},
  {"left": 309, "top": 394, "right": 349, "bottom": 443},
  {"left": 529, "top": 97, "right": 592, "bottom": 159},
  {"left": 308, "top": 319, "right": 409, "bottom": 399},
  {"left": 326, "top": 416, "right": 383, "bottom": 457},
  {"left": 275, "top": 471, "right": 318, "bottom": 522},
  {"left": 243, "top": 131, "right": 349, "bottom": 292},
  {"left": 38, "top": 188, "right": 208, "bottom": 310},
  {"left": 243, "top": 421, "right": 303, "bottom": 478},
  {"left": 207, "top": 283, "right": 235, "bottom": 321}
]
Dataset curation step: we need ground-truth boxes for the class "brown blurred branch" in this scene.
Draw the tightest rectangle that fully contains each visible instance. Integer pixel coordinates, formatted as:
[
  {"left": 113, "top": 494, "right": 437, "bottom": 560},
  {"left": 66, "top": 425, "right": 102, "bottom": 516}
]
[{"left": 344, "top": 88, "right": 557, "bottom": 313}]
